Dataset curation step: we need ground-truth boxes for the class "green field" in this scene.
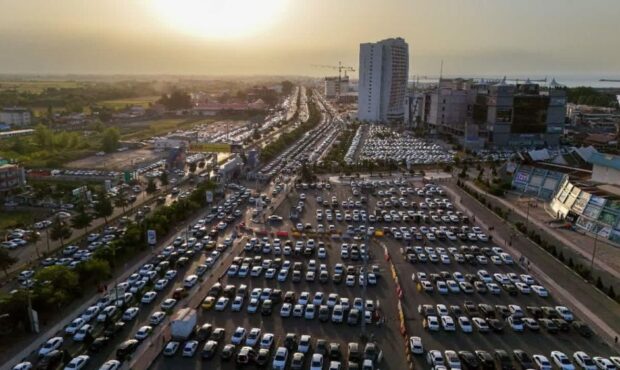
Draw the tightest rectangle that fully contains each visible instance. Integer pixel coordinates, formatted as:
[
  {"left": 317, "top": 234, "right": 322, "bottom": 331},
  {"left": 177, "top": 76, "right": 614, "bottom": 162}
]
[
  {"left": 0, "top": 80, "right": 83, "bottom": 93},
  {"left": 0, "top": 210, "right": 45, "bottom": 231},
  {"left": 98, "top": 96, "right": 160, "bottom": 110}
]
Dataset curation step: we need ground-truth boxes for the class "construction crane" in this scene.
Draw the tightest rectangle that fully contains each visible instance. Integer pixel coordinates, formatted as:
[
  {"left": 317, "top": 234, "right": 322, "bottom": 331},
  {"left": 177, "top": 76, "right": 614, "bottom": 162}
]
[
  {"left": 313, "top": 61, "right": 356, "bottom": 80},
  {"left": 313, "top": 62, "right": 356, "bottom": 98}
]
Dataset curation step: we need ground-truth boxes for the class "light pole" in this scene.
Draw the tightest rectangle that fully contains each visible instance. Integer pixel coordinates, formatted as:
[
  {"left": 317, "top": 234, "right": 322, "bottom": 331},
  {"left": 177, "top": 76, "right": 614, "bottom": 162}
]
[{"left": 590, "top": 225, "right": 600, "bottom": 272}]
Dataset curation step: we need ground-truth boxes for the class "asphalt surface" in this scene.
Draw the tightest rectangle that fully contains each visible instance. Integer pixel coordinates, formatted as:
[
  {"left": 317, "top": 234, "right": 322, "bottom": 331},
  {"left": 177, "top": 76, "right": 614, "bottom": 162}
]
[{"left": 149, "top": 181, "right": 409, "bottom": 370}]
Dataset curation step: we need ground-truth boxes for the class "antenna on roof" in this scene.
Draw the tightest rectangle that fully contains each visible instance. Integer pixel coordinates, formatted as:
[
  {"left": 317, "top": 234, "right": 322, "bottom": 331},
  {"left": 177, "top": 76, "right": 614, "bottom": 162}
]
[{"left": 439, "top": 60, "right": 444, "bottom": 81}]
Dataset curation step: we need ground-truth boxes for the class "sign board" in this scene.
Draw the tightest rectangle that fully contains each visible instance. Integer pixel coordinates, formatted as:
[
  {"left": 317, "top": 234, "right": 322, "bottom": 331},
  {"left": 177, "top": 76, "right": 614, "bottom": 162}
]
[
  {"left": 515, "top": 171, "right": 530, "bottom": 184},
  {"left": 124, "top": 171, "right": 133, "bottom": 183},
  {"left": 205, "top": 191, "right": 213, "bottom": 203},
  {"left": 147, "top": 229, "right": 157, "bottom": 245},
  {"left": 190, "top": 143, "right": 231, "bottom": 153}
]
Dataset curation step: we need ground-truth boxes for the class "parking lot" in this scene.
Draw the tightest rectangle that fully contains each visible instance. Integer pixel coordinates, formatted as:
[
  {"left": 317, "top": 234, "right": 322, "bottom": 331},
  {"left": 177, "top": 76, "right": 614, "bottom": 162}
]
[{"left": 150, "top": 179, "right": 408, "bottom": 370}]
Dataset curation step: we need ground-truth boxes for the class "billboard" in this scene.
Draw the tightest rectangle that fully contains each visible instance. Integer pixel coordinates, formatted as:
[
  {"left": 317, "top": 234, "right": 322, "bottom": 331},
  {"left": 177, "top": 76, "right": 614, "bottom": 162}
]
[
  {"left": 514, "top": 171, "right": 530, "bottom": 184},
  {"left": 189, "top": 143, "right": 231, "bottom": 153},
  {"left": 147, "top": 230, "right": 157, "bottom": 245}
]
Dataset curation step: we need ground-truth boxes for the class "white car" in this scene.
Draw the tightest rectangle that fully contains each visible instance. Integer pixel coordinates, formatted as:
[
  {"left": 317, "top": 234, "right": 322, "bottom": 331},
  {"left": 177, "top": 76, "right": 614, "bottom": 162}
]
[
  {"left": 332, "top": 305, "right": 344, "bottom": 323},
  {"left": 260, "top": 333, "right": 275, "bottom": 350},
  {"left": 81, "top": 305, "right": 100, "bottom": 322},
  {"left": 593, "top": 357, "right": 616, "bottom": 370},
  {"left": 183, "top": 274, "right": 198, "bottom": 288},
  {"left": 64, "top": 355, "right": 89, "bottom": 370},
  {"left": 141, "top": 291, "right": 157, "bottom": 304},
  {"left": 12, "top": 362, "right": 32, "bottom": 370},
  {"left": 409, "top": 336, "right": 424, "bottom": 354},
  {"left": 573, "top": 351, "right": 597, "bottom": 370},
  {"left": 445, "top": 350, "right": 461, "bottom": 369},
  {"left": 427, "top": 350, "right": 445, "bottom": 367},
  {"left": 458, "top": 316, "right": 473, "bottom": 333},
  {"left": 65, "top": 317, "right": 86, "bottom": 335},
  {"left": 98, "top": 360, "right": 121, "bottom": 370},
  {"left": 215, "top": 297, "right": 229, "bottom": 311},
  {"left": 551, "top": 351, "right": 576, "bottom": 370},
  {"left": 73, "top": 324, "right": 93, "bottom": 342},
  {"left": 532, "top": 285, "right": 549, "bottom": 297},
  {"left": 440, "top": 316, "right": 456, "bottom": 331},
  {"left": 273, "top": 347, "right": 288, "bottom": 370},
  {"left": 39, "top": 336, "right": 64, "bottom": 356},
  {"left": 555, "top": 306, "right": 574, "bottom": 321},
  {"left": 425, "top": 316, "right": 440, "bottom": 331},
  {"left": 280, "top": 302, "right": 292, "bottom": 317},
  {"left": 134, "top": 325, "right": 153, "bottom": 341},
  {"left": 231, "top": 327, "right": 246, "bottom": 345},
  {"left": 149, "top": 311, "right": 166, "bottom": 326},
  {"left": 533, "top": 354, "right": 553, "bottom": 370},
  {"left": 122, "top": 307, "right": 139, "bottom": 321},
  {"left": 231, "top": 296, "right": 244, "bottom": 311},
  {"left": 245, "top": 328, "right": 262, "bottom": 347},
  {"left": 182, "top": 340, "right": 198, "bottom": 357},
  {"left": 96, "top": 306, "right": 116, "bottom": 322},
  {"left": 160, "top": 298, "right": 177, "bottom": 310},
  {"left": 311, "top": 353, "right": 324, "bottom": 370},
  {"left": 154, "top": 278, "right": 169, "bottom": 291}
]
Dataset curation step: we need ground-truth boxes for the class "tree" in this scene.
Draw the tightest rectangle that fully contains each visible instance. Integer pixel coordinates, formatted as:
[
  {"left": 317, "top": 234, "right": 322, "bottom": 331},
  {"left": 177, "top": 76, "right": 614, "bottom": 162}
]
[
  {"left": 94, "top": 192, "right": 114, "bottom": 225},
  {"left": 101, "top": 127, "right": 120, "bottom": 153},
  {"left": 71, "top": 203, "right": 93, "bottom": 236},
  {"left": 0, "top": 249, "right": 18, "bottom": 277},
  {"left": 157, "top": 90, "right": 192, "bottom": 110},
  {"left": 50, "top": 217, "right": 72, "bottom": 248},
  {"left": 33, "top": 124, "right": 53, "bottom": 148},
  {"left": 159, "top": 172, "right": 169, "bottom": 186},
  {"left": 281, "top": 81, "right": 294, "bottom": 95},
  {"left": 146, "top": 179, "right": 157, "bottom": 194},
  {"left": 34, "top": 265, "right": 80, "bottom": 309},
  {"left": 76, "top": 259, "right": 111, "bottom": 285}
]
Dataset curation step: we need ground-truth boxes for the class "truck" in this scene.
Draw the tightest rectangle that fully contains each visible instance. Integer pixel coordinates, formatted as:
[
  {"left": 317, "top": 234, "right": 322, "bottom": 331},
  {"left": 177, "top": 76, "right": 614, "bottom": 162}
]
[{"left": 170, "top": 308, "right": 197, "bottom": 341}]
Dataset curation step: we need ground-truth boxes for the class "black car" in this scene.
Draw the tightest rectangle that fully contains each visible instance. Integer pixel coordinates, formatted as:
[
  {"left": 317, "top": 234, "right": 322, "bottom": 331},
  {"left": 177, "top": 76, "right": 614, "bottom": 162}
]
[
  {"left": 329, "top": 342, "right": 342, "bottom": 360},
  {"left": 526, "top": 306, "right": 543, "bottom": 319},
  {"left": 284, "top": 333, "right": 298, "bottom": 352},
  {"left": 284, "top": 291, "right": 296, "bottom": 303},
  {"left": 319, "top": 306, "right": 330, "bottom": 322},
  {"left": 211, "top": 327, "right": 226, "bottom": 341},
  {"left": 196, "top": 323, "right": 213, "bottom": 341},
  {"left": 315, "top": 339, "right": 328, "bottom": 356},
  {"left": 89, "top": 336, "right": 110, "bottom": 353},
  {"left": 502, "top": 283, "right": 518, "bottom": 295},
  {"left": 512, "top": 350, "right": 534, "bottom": 369},
  {"left": 459, "top": 350, "right": 480, "bottom": 370},
  {"left": 348, "top": 342, "right": 361, "bottom": 363},
  {"left": 552, "top": 318, "right": 570, "bottom": 331},
  {"left": 254, "top": 348, "right": 270, "bottom": 367},
  {"left": 572, "top": 321, "right": 594, "bottom": 337},
  {"left": 270, "top": 289, "right": 283, "bottom": 304},
  {"left": 539, "top": 318, "right": 559, "bottom": 334},
  {"left": 494, "top": 349, "right": 514, "bottom": 370},
  {"left": 478, "top": 304, "right": 495, "bottom": 318},
  {"left": 487, "top": 319, "right": 504, "bottom": 333},
  {"left": 201, "top": 340, "right": 218, "bottom": 359},
  {"left": 103, "top": 321, "right": 125, "bottom": 337},
  {"left": 36, "top": 350, "right": 64, "bottom": 370},
  {"left": 116, "top": 339, "right": 139, "bottom": 360},
  {"left": 261, "top": 299, "right": 273, "bottom": 316},
  {"left": 221, "top": 344, "right": 235, "bottom": 360},
  {"left": 475, "top": 350, "right": 495, "bottom": 370}
]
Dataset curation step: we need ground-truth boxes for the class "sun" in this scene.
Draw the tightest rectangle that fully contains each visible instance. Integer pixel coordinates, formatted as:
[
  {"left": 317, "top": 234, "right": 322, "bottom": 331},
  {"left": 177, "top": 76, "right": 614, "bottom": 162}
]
[{"left": 151, "top": 0, "right": 286, "bottom": 39}]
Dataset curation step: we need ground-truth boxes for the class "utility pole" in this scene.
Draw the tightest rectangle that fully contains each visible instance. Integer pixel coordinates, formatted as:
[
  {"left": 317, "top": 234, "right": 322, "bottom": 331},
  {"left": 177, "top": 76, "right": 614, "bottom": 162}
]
[{"left": 590, "top": 225, "right": 600, "bottom": 272}]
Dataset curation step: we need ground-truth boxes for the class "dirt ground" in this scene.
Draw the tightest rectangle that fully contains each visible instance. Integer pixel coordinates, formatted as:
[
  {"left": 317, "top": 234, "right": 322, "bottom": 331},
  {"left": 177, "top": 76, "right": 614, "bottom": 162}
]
[{"left": 65, "top": 148, "right": 165, "bottom": 170}]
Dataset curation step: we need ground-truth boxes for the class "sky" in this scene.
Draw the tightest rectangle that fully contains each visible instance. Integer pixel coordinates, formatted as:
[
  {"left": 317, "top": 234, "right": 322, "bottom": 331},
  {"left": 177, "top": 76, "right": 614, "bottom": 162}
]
[{"left": 0, "top": 0, "right": 618, "bottom": 79}]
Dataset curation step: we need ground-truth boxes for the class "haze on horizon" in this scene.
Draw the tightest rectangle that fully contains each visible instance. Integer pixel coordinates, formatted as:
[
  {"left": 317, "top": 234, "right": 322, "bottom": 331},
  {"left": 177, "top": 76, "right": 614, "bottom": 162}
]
[{"left": 0, "top": 0, "right": 618, "bottom": 79}]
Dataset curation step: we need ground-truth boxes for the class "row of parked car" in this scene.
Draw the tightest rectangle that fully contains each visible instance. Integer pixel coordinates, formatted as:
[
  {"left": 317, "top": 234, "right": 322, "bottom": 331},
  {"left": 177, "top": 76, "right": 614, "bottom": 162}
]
[
  {"left": 164, "top": 320, "right": 384, "bottom": 370},
  {"left": 425, "top": 348, "right": 620, "bottom": 370}
]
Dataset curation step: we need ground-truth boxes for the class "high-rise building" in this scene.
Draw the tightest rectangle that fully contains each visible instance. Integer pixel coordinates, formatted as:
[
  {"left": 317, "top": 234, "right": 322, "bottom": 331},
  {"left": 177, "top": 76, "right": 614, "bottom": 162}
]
[
  {"left": 423, "top": 78, "right": 567, "bottom": 150},
  {"left": 358, "top": 37, "right": 409, "bottom": 123}
]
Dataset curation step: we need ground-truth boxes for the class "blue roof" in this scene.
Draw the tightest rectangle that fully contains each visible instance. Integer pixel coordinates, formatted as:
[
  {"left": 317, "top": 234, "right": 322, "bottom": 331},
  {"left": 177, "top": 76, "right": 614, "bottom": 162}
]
[{"left": 589, "top": 152, "right": 620, "bottom": 171}]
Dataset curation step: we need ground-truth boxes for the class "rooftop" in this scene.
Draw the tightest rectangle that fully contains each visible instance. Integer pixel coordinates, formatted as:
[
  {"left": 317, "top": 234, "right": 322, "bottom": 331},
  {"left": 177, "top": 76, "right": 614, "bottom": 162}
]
[{"left": 589, "top": 152, "right": 620, "bottom": 171}]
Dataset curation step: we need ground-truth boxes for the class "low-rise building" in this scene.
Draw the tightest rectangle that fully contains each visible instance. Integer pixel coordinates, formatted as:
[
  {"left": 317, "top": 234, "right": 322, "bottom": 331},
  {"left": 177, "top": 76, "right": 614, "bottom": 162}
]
[
  {"left": 0, "top": 163, "right": 26, "bottom": 194},
  {"left": 0, "top": 107, "right": 32, "bottom": 127}
]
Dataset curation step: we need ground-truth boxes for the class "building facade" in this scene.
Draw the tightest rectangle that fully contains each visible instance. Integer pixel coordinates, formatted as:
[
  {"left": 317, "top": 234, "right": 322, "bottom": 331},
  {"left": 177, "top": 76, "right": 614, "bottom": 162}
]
[
  {"left": 589, "top": 152, "right": 620, "bottom": 185},
  {"left": 423, "top": 79, "right": 567, "bottom": 150},
  {"left": 358, "top": 37, "right": 409, "bottom": 123},
  {"left": 324, "top": 76, "right": 349, "bottom": 99},
  {"left": 0, "top": 107, "right": 32, "bottom": 127},
  {"left": 0, "top": 163, "right": 26, "bottom": 194}
]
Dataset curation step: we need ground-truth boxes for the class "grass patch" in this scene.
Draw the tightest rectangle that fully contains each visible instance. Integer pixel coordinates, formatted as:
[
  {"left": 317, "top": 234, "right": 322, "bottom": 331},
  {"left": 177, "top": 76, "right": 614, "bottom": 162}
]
[
  {"left": 98, "top": 96, "right": 160, "bottom": 110},
  {"left": 0, "top": 210, "right": 45, "bottom": 231},
  {"left": 0, "top": 80, "right": 83, "bottom": 93}
]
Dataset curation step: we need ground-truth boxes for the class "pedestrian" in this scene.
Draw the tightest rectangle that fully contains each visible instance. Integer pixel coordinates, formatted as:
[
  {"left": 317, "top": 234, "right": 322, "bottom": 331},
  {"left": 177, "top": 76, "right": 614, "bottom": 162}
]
[{"left": 615, "top": 336, "right": 618, "bottom": 344}]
